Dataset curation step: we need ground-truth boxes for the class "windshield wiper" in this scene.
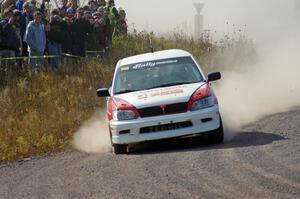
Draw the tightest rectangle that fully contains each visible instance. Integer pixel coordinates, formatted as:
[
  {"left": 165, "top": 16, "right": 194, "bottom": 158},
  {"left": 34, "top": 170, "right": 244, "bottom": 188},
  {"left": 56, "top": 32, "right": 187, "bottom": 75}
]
[
  {"left": 114, "top": 90, "right": 139, "bottom": 95},
  {"left": 146, "top": 81, "right": 196, "bottom": 90}
]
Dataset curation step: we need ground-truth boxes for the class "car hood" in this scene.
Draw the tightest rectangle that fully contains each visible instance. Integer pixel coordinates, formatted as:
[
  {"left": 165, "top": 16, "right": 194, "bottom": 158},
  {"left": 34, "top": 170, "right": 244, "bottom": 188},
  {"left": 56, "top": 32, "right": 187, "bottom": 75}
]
[{"left": 114, "top": 82, "right": 205, "bottom": 108}]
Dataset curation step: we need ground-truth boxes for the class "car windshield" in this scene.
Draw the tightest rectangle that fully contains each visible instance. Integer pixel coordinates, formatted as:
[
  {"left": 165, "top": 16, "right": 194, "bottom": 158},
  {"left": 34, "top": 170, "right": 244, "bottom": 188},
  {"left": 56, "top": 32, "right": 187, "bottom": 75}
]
[{"left": 113, "top": 56, "right": 203, "bottom": 94}]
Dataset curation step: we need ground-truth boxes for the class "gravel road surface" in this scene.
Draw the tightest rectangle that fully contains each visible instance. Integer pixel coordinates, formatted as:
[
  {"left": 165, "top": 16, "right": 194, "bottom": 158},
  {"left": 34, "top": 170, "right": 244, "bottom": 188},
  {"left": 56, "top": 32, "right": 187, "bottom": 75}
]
[{"left": 0, "top": 109, "right": 299, "bottom": 199}]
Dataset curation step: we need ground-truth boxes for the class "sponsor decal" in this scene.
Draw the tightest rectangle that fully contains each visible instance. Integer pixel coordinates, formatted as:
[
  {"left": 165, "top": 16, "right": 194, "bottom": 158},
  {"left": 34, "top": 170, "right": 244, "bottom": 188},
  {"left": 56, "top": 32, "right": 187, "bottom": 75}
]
[
  {"left": 132, "top": 59, "right": 178, "bottom": 70},
  {"left": 132, "top": 62, "right": 156, "bottom": 69},
  {"left": 120, "top": 66, "right": 130, "bottom": 71},
  {"left": 137, "top": 88, "right": 184, "bottom": 99}
]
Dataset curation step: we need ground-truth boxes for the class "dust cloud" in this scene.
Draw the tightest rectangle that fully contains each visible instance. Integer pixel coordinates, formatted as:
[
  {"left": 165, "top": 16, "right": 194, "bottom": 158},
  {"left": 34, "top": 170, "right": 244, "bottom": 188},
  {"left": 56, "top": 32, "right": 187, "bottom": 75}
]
[
  {"left": 121, "top": 0, "right": 300, "bottom": 129},
  {"left": 215, "top": 0, "right": 300, "bottom": 131},
  {"left": 71, "top": 112, "right": 111, "bottom": 153},
  {"left": 72, "top": 0, "right": 300, "bottom": 150}
]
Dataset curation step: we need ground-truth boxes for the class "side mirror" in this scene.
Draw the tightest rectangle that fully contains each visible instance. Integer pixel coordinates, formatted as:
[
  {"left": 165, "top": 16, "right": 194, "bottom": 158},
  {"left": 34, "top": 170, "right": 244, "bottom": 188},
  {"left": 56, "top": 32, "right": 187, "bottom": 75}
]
[
  {"left": 96, "top": 88, "right": 110, "bottom": 97},
  {"left": 208, "top": 72, "right": 221, "bottom": 82}
]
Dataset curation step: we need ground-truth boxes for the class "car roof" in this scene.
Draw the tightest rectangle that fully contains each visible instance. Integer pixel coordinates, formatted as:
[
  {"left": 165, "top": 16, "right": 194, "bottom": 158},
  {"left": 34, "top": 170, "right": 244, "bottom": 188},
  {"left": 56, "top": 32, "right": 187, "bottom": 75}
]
[{"left": 118, "top": 49, "right": 192, "bottom": 67}]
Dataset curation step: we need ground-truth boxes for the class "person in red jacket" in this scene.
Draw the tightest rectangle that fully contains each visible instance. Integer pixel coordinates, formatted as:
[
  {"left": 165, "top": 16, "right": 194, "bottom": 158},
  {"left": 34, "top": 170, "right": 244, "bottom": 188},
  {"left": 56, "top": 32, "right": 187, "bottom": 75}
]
[{"left": 94, "top": 17, "right": 108, "bottom": 51}]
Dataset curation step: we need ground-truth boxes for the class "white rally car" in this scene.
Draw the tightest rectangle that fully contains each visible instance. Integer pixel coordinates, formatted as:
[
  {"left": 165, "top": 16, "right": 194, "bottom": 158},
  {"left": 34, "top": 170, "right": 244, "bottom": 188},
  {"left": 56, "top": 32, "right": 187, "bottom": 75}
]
[{"left": 97, "top": 49, "right": 223, "bottom": 154}]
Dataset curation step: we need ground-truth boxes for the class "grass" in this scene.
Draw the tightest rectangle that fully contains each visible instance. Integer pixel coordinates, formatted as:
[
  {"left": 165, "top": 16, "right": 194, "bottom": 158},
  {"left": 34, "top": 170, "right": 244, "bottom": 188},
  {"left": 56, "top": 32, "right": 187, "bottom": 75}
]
[{"left": 0, "top": 31, "right": 256, "bottom": 162}]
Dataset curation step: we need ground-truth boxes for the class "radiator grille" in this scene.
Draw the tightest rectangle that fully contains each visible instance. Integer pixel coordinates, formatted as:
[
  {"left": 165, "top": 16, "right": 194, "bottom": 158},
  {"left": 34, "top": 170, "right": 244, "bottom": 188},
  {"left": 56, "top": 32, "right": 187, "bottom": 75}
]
[
  {"left": 138, "top": 102, "right": 188, "bottom": 118},
  {"left": 140, "top": 121, "right": 192, "bottom": 134}
]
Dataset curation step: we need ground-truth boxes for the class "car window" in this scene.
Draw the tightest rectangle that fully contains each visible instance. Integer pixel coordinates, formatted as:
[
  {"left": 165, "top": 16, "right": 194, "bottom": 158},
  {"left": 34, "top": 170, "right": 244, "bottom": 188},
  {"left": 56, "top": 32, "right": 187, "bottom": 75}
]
[{"left": 113, "top": 56, "right": 203, "bottom": 94}]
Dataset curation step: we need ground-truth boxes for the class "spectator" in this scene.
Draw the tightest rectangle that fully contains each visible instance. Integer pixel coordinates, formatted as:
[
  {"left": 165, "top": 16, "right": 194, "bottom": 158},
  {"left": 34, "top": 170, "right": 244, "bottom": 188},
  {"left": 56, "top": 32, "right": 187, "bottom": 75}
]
[
  {"left": 50, "top": 8, "right": 59, "bottom": 16},
  {"left": 10, "top": 9, "right": 22, "bottom": 68},
  {"left": 65, "top": 5, "right": 75, "bottom": 19},
  {"left": 29, "top": 0, "right": 37, "bottom": 11},
  {"left": 1, "top": 0, "right": 128, "bottom": 67},
  {"left": 24, "top": 11, "right": 46, "bottom": 70},
  {"left": 92, "top": 11, "right": 100, "bottom": 18},
  {"left": 106, "top": 0, "right": 118, "bottom": 35},
  {"left": 71, "top": 7, "right": 92, "bottom": 57},
  {"left": 97, "top": 0, "right": 106, "bottom": 7},
  {"left": 58, "top": 0, "right": 68, "bottom": 17},
  {"left": 88, "top": 0, "right": 98, "bottom": 12},
  {"left": 104, "top": 1, "right": 118, "bottom": 48},
  {"left": 58, "top": 7, "right": 66, "bottom": 18},
  {"left": 115, "top": 8, "right": 127, "bottom": 35},
  {"left": 61, "top": 16, "right": 72, "bottom": 54},
  {"left": 12, "top": 9, "right": 22, "bottom": 56},
  {"left": 46, "top": 13, "right": 63, "bottom": 69},
  {"left": 85, "top": 10, "right": 97, "bottom": 51},
  {"left": 0, "top": 8, "right": 20, "bottom": 57},
  {"left": 20, "top": 1, "right": 33, "bottom": 56},
  {"left": 82, "top": 5, "right": 89, "bottom": 12},
  {"left": 0, "top": 18, "right": 3, "bottom": 48},
  {"left": 102, "top": 7, "right": 111, "bottom": 46},
  {"left": 66, "top": 0, "right": 77, "bottom": 12},
  {"left": 29, "top": 0, "right": 45, "bottom": 15},
  {"left": 12, "top": 9, "right": 21, "bottom": 32},
  {"left": 97, "top": 6, "right": 105, "bottom": 18},
  {"left": 15, "top": 0, "right": 23, "bottom": 11},
  {"left": 94, "top": 17, "right": 108, "bottom": 52},
  {"left": 60, "top": 7, "right": 75, "bottom": 54},
  {"left": 1, "top": 0, "right": 16, "bottom": 14}
]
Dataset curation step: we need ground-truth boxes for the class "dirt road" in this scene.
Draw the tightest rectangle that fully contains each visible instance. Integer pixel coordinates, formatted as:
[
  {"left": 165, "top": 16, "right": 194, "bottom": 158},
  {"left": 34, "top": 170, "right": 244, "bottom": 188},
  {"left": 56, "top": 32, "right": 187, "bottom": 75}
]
[{"left": 0, "top": 109, "right": 299, "bottom": 199}]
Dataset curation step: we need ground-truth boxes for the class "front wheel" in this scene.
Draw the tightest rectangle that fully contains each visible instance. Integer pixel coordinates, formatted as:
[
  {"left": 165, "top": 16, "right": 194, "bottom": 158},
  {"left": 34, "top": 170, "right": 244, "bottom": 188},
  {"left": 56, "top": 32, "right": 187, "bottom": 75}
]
[
  {"left": 113, "top": 144, "right": 128, "bottom": 154},
  {"left": 208, "top": 117, "right": 224, "bottom": 144}
]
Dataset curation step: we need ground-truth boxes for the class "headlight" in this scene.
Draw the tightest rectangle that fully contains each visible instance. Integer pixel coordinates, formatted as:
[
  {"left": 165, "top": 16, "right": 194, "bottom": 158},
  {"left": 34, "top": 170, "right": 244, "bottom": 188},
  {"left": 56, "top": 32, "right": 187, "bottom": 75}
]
[
  {"left": 112, "top": 110, "right": 138, "bottom": 121},
  {"left": 190, "top": 96, "right": 214, "bottom": 111}
]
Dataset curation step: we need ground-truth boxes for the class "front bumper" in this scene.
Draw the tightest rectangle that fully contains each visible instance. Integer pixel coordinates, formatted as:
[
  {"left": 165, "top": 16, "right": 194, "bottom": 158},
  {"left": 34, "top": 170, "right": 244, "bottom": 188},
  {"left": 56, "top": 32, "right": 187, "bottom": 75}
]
[{"left": 110, "top": 105, "right": 221, "bottom": 144}]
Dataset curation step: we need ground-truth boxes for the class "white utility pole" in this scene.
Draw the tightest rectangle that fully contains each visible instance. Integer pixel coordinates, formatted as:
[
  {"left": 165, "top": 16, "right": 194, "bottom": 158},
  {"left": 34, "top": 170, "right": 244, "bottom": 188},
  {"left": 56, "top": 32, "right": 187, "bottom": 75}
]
[{"left": 194, "top": 3, "right": 205, "bottom": 39}]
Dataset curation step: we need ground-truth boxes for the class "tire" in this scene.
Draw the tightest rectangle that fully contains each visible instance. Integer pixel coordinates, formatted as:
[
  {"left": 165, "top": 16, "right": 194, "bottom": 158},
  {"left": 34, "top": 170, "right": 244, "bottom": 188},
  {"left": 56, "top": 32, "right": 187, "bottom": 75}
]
[
  {"left": 109, "top": 127, "right": 113, "bottom": 145},
  {"left": 209, "top": 117, "right": 224, "bottom": 144},
  {"left": 113, "top": 144, "right": 128, "bottom": 154}
]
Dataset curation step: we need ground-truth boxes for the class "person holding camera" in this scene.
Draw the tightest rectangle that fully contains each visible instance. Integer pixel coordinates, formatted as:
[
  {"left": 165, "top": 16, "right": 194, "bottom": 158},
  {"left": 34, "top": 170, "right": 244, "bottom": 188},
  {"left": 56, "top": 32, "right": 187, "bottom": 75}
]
[{"left": 71, "top": 7, "right": 92, "bottom": 57}]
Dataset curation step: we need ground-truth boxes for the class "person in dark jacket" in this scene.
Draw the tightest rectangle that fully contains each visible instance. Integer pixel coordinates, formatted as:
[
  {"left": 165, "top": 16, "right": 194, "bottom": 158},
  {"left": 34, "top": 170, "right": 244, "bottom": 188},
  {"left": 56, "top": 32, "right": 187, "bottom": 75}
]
[
  {"left": 61, "top": 16, "right": 72, "bottom": 54},
  {"left": 46, "top": 14, "right": 63, "bottom": 69},
  {"left": 85, "top": 11, "right": 97, "bottom": 52},
  {"left": 94, "top": 17, "right": 108, "bottom": 51},
  {"left": 0, "top": 8, "right": 20, "bottom": 56},
  {"left": 12, "top": 9, "right": 22, "bottom": 56},
  {"left": 71, "top": 7, "right": 92, "bottom": 57},
  {"left": 20, "top": 2, "right": 33, "bottom": 56},
  {"left": 102, "top": 7, "right": 111, "bottom": 47}
]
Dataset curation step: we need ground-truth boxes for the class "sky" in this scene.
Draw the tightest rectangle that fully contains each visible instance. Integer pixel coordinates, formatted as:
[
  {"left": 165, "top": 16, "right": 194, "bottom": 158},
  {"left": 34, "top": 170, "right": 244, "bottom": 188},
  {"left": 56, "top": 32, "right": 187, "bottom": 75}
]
[
  {"left": 117, "top": 0, "right": 299, "bottom": 43},
  {"left": 117, "top": 0, "right": 300, "bottom": 126}
]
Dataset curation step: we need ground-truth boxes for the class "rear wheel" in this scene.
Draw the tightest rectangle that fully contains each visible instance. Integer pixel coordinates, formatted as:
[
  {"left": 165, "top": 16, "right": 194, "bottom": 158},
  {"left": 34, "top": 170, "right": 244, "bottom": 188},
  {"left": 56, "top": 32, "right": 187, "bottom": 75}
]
[{"left": 113, "top": 144, "right": 128, "bottom": 154}]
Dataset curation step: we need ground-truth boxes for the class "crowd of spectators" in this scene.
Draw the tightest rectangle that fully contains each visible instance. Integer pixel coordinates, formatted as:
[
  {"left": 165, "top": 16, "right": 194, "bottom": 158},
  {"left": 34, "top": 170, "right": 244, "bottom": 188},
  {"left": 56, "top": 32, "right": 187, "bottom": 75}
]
[{"left": 0, "top": 0, "right": 128, "bottom": 69}]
